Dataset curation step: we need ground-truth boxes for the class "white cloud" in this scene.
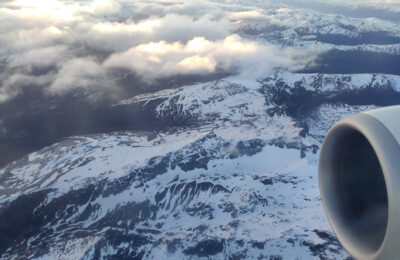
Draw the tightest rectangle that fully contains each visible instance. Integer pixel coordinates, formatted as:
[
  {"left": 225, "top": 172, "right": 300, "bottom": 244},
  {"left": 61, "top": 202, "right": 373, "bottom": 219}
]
[
  {"left": 104, "top": 34, "right": 324, "bottom": 80},
  {"left": 90, "top": 0, "right": 121, "bottom": 15},
  {"left": 84, "top": 13, "right": 230, "bottom": 52},
  {"left": 228, "top": 9, "right": 266, "bottom": 20},
  {"left": 10, "top": 45, "right": 70, "bottom": 69},
  {"left": 178, "top": 55, "right": 217, "bottom": 73},
  {"left": 0, "top": 72, "right": 54, "bottom": 102},
  {"left": 0, "top": 0, "right": 327, "bottom": 103},
  {"left": 48, "top": 57, "right": 115, "bottom": 97}
]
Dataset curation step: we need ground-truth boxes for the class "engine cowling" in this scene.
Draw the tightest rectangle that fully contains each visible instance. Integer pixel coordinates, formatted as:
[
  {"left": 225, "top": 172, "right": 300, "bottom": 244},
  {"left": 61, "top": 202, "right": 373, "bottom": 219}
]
[{"left": 319, "top": 105, "right": 400, "bottom": 260}]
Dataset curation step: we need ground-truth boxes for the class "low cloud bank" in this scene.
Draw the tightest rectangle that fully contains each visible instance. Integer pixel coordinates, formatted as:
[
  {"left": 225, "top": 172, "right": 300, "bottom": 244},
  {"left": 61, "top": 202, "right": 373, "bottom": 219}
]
[{"left": 0, "top": 0, "right": 324, "bottom": 103}]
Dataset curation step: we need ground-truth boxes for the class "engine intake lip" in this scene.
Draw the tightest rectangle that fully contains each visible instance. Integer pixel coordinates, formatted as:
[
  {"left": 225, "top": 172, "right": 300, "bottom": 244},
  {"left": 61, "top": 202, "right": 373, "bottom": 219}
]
[{"left": 319, "top": 113, "right": 400, "bottom": 260}]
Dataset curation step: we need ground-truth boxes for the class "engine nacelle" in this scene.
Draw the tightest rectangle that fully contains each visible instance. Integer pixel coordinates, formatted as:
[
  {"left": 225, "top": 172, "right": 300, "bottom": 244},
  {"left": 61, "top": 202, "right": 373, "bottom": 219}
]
[{"left": 319, "top": 106, "right": 400, "bottom": 260}]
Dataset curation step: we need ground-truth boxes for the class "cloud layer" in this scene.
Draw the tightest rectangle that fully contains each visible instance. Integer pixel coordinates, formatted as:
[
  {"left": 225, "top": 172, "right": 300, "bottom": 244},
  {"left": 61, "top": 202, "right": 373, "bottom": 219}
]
[{"left": 0, "top": 0, "right": 327, "bottom": 103}]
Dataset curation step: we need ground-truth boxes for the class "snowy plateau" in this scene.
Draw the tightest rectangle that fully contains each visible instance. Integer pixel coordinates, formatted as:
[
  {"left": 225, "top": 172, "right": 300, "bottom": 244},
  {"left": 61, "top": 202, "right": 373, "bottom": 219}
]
[{"left": 1, "top": 72, "right": 400, "bottom": 259}]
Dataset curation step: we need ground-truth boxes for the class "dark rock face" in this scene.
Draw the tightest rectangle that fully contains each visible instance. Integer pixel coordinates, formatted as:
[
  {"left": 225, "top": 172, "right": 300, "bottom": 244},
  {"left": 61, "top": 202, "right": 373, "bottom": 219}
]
[
  {"left": 0, "top": 189, "right": 51, "bottom": 253},
  {"left": 261, "top": 73, "right": 400, "bottom": 118},
  {"left": 184, "top": 239, "right": 224, "bottom": 257},
  {"left": 0, "top": 73, "right": 399, "bottom": 259},
  {"left": 302, "top": 230, "right": 345, "bottom": 260}
]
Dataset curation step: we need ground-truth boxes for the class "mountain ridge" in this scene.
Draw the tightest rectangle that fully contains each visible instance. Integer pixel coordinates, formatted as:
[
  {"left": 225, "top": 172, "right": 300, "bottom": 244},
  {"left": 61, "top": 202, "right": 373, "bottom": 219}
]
[{"left": 1, "top": 72, "right": 399, "bottom": 259}]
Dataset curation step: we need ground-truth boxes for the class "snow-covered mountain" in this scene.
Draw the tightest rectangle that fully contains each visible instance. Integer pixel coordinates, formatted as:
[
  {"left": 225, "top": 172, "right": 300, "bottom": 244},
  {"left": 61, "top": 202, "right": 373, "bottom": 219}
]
[
  {"left": 1, "top": 72, "right": 400, "bottom": 259},
  {"left": 229, "top": 2, "right": 400, "bottom": 55}
]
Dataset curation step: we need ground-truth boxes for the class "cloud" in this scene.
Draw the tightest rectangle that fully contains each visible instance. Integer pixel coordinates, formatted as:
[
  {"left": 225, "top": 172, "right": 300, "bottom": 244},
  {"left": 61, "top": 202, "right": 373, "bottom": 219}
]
[
  {"left": 0, "top": 0, "right": 326, "bottom": 103},
  {"left": 104, "top": 34, "right": 324, "bottom": 80},
  {"left": 83, "top": 13, "right": 230, "bottom": 52},
  {"left": 10, "top": 45, "right": 70, "bottom": 69},
  {"left": 90, "top": 0, "right": 121, "bottom": 15},
  {"left": 48, "top": 58, "right": 106, "bottom": 94},
  {"left": 0, "top": 71, "right": 53, "bottom": 103},
  {"left": 228, "top": 9, "right": 267, "bottom": 20}
]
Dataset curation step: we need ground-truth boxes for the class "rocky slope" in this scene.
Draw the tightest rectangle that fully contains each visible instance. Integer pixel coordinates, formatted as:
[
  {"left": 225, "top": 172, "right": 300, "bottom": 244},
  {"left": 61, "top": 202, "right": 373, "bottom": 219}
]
[{"left": 1, "top": 72, "right": 400, "bottom": 259}]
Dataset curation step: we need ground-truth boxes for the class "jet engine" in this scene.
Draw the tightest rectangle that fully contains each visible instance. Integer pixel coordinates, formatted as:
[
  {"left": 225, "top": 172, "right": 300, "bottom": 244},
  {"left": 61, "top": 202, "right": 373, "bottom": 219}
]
[{"left": 319, "top": 106, "right": 400, "bottom": 260}]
